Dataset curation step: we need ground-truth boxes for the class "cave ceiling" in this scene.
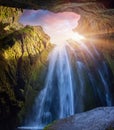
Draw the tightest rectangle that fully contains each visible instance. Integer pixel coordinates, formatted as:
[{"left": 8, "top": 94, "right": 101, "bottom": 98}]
[
  {"left": 0, "top": 0, "right": 114, "bottom": 35},
  {"left": 0, "top": 0, "right": 114, "bottom": 10}
]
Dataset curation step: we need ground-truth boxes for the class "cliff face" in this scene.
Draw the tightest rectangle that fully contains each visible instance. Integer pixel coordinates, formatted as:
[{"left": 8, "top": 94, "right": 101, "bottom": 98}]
[{"left": 0, "top": 6, "right": 52, "bottom": 130}]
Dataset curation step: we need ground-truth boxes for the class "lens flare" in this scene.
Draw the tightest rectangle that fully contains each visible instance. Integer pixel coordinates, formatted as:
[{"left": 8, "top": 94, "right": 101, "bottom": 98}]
[
  {"left": 43, "top": 28, "right": 85, "bottom": 46},
  {"left": 70, "top": 32, "right": 85, "bottom": 41}
]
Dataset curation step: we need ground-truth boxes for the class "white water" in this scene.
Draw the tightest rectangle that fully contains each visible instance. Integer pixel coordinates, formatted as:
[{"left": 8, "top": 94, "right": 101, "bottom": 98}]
[
  {"left": 26, "top": 44, "right": 74, "bottom": 128},
  {"left": 18, "top": 40, "right": 113, "bottom": 130}
]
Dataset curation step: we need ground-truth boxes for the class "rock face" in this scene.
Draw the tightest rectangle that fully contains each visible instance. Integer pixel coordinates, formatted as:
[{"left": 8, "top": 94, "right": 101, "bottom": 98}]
[
  {"left": 0, "top": 6, "right": 52, "bottom": 130},
  {"left": 0, "top": 0, "right": 114, "bottom": 10},
  {"left": 44, "top": 107, "right": 114, "bottom": 130}
]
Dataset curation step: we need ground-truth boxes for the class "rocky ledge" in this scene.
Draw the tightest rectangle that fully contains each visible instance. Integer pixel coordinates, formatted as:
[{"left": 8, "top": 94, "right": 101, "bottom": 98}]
[{"left": 44, "top": 107, "right": 114, "bottom": 130}]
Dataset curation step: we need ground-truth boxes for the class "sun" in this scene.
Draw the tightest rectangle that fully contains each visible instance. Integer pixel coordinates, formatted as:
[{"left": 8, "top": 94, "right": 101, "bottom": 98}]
[
  {"left": 50, "top": 31, "right": 86, "bottom": 46},
  {"left": 70, "top": 32, "right": 85, "bottom": 41}
]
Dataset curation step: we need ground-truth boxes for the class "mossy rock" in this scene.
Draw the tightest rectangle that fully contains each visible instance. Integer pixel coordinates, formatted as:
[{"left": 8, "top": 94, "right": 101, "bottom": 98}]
[{"left": 0, "top": 6, "right": 53, "bottom": 129}]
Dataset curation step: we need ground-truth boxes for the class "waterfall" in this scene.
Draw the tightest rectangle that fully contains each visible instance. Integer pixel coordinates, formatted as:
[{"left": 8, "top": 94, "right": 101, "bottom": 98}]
[
  {"left": 26, "top": 43, "right": 75, "bottom": 128},
  {"left": 18, "top": 40, "right": 113, "bottom": 130}
]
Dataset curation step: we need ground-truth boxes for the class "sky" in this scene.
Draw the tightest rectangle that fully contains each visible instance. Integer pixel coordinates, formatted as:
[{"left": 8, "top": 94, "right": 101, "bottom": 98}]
[{"left": 19, "top": 9, "right": 80, "bottom": 45}]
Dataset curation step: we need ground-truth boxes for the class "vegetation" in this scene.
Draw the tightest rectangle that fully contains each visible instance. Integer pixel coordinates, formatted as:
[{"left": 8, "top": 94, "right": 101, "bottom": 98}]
[{"left": 0, "top": 5, "right": 53, "bottom": 130}]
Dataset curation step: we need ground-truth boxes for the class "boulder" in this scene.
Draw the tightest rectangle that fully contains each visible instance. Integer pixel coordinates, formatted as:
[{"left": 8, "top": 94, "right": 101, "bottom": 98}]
[{"left": 44, "top": 107, "right": 114, "bottom": 130}]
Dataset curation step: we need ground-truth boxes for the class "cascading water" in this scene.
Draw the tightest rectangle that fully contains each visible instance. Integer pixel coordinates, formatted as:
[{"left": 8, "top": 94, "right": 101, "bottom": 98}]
[
  {"left": 20, "top": 43, "right": 75, "bottom": 129},
  {"left": 18, "top": 9, "right": 113, "bottom": 130},
  {"left": 18, "top": 39, "right": 113, "bottom": 130}
]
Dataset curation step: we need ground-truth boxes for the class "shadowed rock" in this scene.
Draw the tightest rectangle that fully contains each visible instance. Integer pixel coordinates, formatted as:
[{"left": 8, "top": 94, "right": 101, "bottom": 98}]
[{"left": 0, "top": 0, "right": 114, "bottom": 10}]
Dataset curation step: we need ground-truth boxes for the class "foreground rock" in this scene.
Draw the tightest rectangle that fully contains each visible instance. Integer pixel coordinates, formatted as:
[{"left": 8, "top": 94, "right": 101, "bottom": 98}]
[{"left": 44, "top": 107, "right": 114, "bottom": 130}]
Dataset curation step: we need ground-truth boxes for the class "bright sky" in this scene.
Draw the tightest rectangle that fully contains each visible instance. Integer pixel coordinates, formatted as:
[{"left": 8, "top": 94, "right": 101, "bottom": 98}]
[{"left": 19, "top": 9, "right": 80, "bottom": 45}]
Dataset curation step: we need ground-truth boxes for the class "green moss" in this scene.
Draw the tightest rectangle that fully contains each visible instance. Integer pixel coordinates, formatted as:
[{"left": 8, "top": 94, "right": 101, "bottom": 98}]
[
  {"left": 44, "top": 124, "right": 53, "bottom": 130},
  {"left": 0, "top": 6, "right": 53, "bottom": 127},
  {"left": 44, "top": 120, "right": 57, "bottom": 130},
  {"left": 0, "top": 6, "right": 21, "bottom": 22}
]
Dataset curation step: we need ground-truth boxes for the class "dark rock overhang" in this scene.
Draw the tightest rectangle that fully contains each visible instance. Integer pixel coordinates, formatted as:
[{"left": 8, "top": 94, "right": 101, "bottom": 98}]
[{"left": 0, "top": 0, "right": 114, "bottom": 10}]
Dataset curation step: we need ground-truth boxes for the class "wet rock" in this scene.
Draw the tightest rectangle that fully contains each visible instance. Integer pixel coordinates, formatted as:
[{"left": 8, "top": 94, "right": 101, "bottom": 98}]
[{"left": 44, "top": 107, "right": 114, "bottom": 130}]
